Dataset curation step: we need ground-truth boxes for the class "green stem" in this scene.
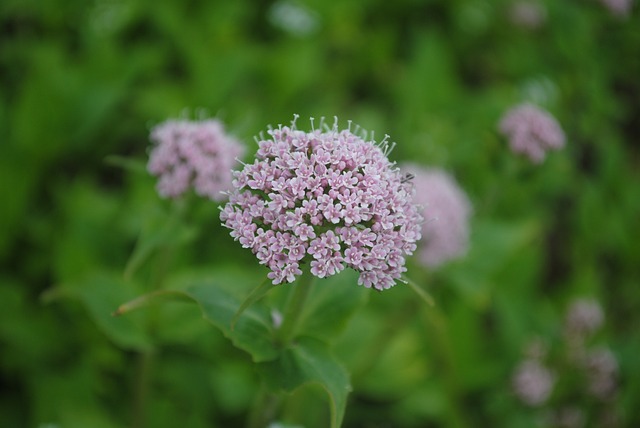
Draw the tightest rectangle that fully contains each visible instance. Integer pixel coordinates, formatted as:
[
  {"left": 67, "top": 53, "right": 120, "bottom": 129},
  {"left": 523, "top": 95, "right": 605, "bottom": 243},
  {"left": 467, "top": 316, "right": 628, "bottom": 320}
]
[
  {"left": 246, "top": 386, "right": 282, "bottom": 428},
  {"left": 421, "top": 306, "right": 470, "bottom": 428},
  {"left": 132, "top": 350, "right": 154, "bottom": 428},
  {"left": 130, "top": 198, "right": 186, "bottom": 428},
  {"left": 275, "top": 270, "right": 315, "bottom": 346}
]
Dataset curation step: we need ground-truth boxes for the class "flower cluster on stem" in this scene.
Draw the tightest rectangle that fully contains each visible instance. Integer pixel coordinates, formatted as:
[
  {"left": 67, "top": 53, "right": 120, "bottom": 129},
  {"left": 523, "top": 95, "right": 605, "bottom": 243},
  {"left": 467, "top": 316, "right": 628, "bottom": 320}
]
[
  {"left": 401, "top": 164, "right": 472, "bottom": 268},
  {"left": 221, "top": 116, "right": 423, "bottom": 290},
  {"left": 148, "top": 118, "right": 245, "bottom": 200},
  {"left": 499, "top": 103, "right": 565, "bottom": 163}
]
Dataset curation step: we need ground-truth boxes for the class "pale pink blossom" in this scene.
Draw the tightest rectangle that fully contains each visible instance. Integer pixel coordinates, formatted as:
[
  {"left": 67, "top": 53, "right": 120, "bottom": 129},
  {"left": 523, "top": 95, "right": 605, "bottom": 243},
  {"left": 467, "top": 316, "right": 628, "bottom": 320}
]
[
  {"left": 509, "top": 0, "right": 547, "bottom": 29},
  {"left": 499, "top": 103, "right": 565, "bottom": 163},
  {"left": 402, "top": 164, "right": 472, "bottom": 268},
  {"left": 565, "top": 298, "right": 604, "bottom": 338},
  {"left": 512, "top": 359, "right": 555, "bottom": 406},
  {"left": 148, "top": 118, "right": 245, "bottom": 200},
  {"left": 221, "top": 116, "right": 423, "bottom": 289},
  {"left": 584, "top": 347, "right": 618, "bottom": 400},
  {"left": 600, "top": 0, "right": 633, "bottom": 17}
]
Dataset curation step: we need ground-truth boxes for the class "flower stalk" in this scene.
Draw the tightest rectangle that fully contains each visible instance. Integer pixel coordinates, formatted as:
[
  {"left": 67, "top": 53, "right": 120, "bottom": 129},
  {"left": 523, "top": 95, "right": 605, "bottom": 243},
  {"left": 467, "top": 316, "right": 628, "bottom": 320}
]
[{"left": 275, "top": 269, "right": 315, "bottom": 346}]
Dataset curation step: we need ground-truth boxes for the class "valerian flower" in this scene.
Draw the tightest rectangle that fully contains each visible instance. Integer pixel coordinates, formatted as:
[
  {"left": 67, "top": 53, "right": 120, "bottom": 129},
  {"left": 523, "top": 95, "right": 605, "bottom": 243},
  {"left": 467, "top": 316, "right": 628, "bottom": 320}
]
[
  {"left": 499, "top": 103, "right": 565, "bottom": 163},
  {"left": 402, "top": 164, "right": 472, "bottom": 268},
  {"left": 512, "top": 359, "right": 555, "bottom": 407},
  {"left": 584, "top": 347, "right": 618, "bottom": 401},
  {"left": 148, "top": 118, "right": 245, "bottom": 200},
  {"left": 220, "top": 116, "right": 423, "bottom": 289},
  {"left": 508, "top": 0, "right": 547, "bottom": 30},
  {"left": 565, "top": 298, "right": 604, "bottom": 339},
  {"left": 600, "top": 0, "right": 634, "bottom": 17}
]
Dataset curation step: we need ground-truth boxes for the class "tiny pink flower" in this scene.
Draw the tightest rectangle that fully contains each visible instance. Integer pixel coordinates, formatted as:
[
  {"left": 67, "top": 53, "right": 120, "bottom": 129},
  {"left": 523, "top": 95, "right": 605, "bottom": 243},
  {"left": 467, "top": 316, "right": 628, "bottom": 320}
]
[
  {"left": 148, "top": 118, "right": 245, "bottom": 200},
  {"left": 402, "top": 164, "right": 472, "bottom": 268},
  {"left": 221, "top": 116, "right": 423, "bottom": 288},
  {"left": 498, "top": 103, "right": 566, "bottom": 163}
]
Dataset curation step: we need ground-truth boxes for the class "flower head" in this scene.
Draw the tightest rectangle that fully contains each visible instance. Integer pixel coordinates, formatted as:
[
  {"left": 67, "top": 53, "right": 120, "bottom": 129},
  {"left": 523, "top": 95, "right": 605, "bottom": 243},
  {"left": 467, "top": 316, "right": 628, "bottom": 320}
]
[
  {"left": 512, "top": 359, "right": 555, "bottom": 406},
  {"left": 221, "top": 116, "right": 423, "bottom": 289},
  {"left": 148, "top": 118, "right": 245, "bottom": 200},
  {"left": 584, "top": 347, "right": 618, "bottom": 400},
  {"left": 600, "top": 0, "right": 633, "bottom": 17},
  {"left": 499, "top": 103, "right": 565, "bottom": 163},
  {"left": 402, "top": 164, "right": 472, "bottom": 268},
  {"left": 508, "top": 0, "right": 547, "bottom": 29},
  {"left": 564, "top": 298, "right": 604, "bottom": 339}
]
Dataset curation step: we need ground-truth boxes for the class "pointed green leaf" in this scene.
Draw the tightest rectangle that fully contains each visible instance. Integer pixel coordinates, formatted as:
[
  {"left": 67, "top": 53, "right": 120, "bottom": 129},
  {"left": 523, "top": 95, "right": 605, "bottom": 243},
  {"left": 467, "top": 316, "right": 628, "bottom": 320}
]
[
  {"left": 258, "top": 337, "right": 351, "bottom": 428},
  {"left": 232, "top": 278, "right": 274, "bottom": 330},
  {"left": 61, "top": 273, "right": 154, "bottom": 351},
  {"left": 186, "top": 281, "right": 279, "bottom": 362}
]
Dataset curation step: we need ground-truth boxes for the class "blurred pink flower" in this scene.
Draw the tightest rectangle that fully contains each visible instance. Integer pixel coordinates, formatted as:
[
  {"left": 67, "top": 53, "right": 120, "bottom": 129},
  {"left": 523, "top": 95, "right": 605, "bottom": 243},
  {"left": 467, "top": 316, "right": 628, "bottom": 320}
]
[
  {"left": 148, "top": 118, "right": 245, "bottom": 200},
  {"left": 499, "top": 103, "right": 565, "bottom": 163},
  {"left": 600, "top": 0, "right": 634, "bottom": 17},
  {"left": 221, "top": 116, "right": 423, "bottom": 289},
  {"left": 565, "top": 298, "right": 604, "bottom": 338},
  {"left": 512, "top": 359, "right": 555, "bottom": 406},
  {"left": 584, "top": 347, "right": 618, "bottom": 400},
  {"left": 509, "top": 0, "right": 547, "bottom": 29},
  {"left": 402, "top": 164, "right": 472, "bottom": 268},
  {"left": 552, "top": 407, "right": 586, "bottom": 428}
]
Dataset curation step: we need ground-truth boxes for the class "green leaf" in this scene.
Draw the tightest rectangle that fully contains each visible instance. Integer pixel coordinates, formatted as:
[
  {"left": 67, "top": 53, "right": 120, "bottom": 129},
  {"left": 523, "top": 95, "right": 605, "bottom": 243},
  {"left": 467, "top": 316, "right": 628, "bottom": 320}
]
[
  {"left": 258, "top": 337, "right": 351, "bottom": 428},
  {"left": 186, "top": 281, "right": 279, "bottom": 362},
  {"left": 54, "top": 272, "right": 154, "bottom": 351},
  {"left": 232, "top": 277, "right": 274, "bottom": 330},
  {"left": 297, "top": 269, "right": 369, "bottom": 342}
]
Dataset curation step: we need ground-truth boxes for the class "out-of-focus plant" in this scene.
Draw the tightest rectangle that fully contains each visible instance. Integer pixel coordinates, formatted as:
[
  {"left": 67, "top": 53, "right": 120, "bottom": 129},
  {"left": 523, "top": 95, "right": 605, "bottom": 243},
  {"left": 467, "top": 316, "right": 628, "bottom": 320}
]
[{"left": 512, "top": 298, "right": 620, "bottom": 427}]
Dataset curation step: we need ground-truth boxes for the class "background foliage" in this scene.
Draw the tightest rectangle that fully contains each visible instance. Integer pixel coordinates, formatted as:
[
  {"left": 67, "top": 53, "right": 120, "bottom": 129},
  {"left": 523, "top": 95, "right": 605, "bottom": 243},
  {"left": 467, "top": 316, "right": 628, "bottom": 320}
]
[{"left": 1, "top": 0, "right": 639, "bottom": 427}]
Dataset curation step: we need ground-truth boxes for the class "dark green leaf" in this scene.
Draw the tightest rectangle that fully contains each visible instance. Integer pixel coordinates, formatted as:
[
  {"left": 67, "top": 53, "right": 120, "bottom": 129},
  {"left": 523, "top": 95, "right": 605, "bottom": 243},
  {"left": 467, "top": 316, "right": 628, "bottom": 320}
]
[
  {"left": 186, "top": 281, "right": 279, "bottom": 362},
  {"left": 63, "top": 273, "right": 154, "bottom": 351},
  {"left": 232, "top": 277, "right": 274, "bottom": 330},
  {"left": 258, "top": 336, "right": 351, "bottom": 428}
]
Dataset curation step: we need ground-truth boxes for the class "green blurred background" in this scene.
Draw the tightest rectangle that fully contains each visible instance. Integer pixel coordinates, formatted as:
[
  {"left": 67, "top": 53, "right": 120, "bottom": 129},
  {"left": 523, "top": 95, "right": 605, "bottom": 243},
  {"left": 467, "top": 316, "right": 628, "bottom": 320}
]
[{"left": 1, "top": 0, "right": 639, "bottom": 427}]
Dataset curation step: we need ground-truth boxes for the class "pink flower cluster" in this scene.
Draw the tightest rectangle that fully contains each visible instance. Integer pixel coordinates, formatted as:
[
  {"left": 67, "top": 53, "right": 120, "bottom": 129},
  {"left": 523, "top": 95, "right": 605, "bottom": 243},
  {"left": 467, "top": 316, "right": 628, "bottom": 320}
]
[
  {"left": 220, "top": 117, "right": 423, "bottom": 289},
  {"left": 513, "top": 298, "right": 619, "bottom": 412},
  {"left": 564, "top": 298, "right": 604, "bottom": 339},
  {"left": 499, "top": 103, "right": 565, "bottom": 163},
  {"left": 148, "top": 118, "right": 245, "bottom": 200},
  {"left": 402, "top": 164, "right": 472, "bottom": 268},
  {"left": 508, "top": 0, "right": 547, "bottom": 30},
  {"left": 600, "top": 0, "right": 633, "bottom": 17},
  {"left": 585, "top": 347, "right": 618, "bottom": 400},
  {"left": 512, "top": 358, "right": 556, "bottom": 406}
]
